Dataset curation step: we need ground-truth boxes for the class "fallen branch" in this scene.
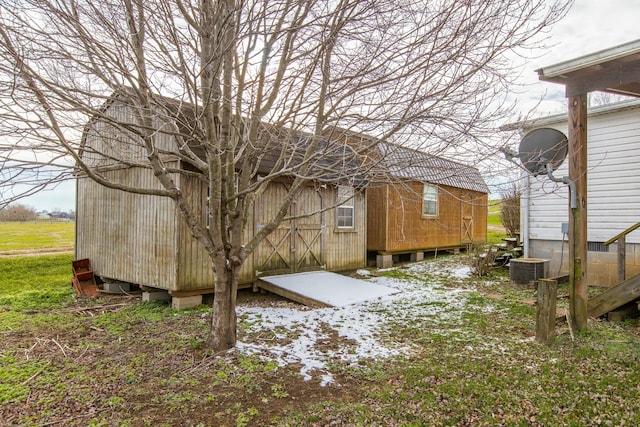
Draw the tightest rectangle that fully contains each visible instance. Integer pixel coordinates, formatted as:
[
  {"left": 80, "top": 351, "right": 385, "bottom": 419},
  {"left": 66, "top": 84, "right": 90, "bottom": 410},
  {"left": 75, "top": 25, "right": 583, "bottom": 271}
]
[
  {"left": 73, "top": 345, "right": 91, "bottom": 362},
  {"left": 51, "top": 337, "right": 68, "bottom": 357},
  {"left": 21, "top": 362, "right": 50, "bottom": 386},
  {"left": 565, "top": 308, "right": 575, "bottom": 342},
  {"left": 58, "top": 303, "right": 133, "bottom": 314},
  {"left": 38, "top": 409, "right": 108, "bottom": 427}
]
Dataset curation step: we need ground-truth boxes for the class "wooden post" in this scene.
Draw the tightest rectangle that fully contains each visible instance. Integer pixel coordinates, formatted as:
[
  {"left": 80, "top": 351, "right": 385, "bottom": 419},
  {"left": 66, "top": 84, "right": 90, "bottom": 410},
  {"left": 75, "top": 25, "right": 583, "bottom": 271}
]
[
  {"left": 536, "top": 279, "right": 558, "bottom": 343},
  {"left": 618, "top": 235, "right": 626, "bottom": 283},
  {"left": 568, "top": 94, "right": 588, "bottom": 331}
]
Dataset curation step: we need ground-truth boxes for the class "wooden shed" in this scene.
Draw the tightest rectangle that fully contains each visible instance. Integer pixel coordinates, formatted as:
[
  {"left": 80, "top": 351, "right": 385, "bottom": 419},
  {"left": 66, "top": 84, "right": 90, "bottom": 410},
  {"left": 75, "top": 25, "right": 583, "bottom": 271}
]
[
  {"left": 367, "top": 143, "right": 489, "bottom": 267},
  {"left": 328, "top": 130, "right": 489, "bottom": 267},
  {"left": 75, "top": 94, "right": 367, "bottom": 304}
]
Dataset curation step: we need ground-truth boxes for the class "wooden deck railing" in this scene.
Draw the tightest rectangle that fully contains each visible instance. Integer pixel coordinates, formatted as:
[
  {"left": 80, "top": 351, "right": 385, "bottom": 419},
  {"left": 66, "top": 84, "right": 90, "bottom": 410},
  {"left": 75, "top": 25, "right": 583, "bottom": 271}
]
[{"left": 604, "top": 221, "right": 640, "bottom": 283}]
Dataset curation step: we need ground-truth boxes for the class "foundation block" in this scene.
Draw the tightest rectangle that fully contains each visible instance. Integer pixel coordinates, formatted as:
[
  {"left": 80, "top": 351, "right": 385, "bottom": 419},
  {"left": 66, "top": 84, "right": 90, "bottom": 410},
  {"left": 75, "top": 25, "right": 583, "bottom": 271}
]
[
  {"left": 377, "top": 254, "right": 393, "bottom": 269},
  {"left": 410, "top": 252, "right": 424, "bottom": 262},
  {"left": 103, "top": 282, "right": 131, "bottom": 294},
  {"left": 171, "top": 295, "right": 203, "bottom": 310},
  {"left": 142, "top": 290, "right": 172, "bottom": 303}
]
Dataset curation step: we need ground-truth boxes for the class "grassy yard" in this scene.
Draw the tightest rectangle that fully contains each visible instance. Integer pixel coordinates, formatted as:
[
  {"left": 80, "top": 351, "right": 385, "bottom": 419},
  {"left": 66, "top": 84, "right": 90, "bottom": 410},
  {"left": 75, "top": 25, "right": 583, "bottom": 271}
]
[
  {"left": 488, "top": 199, "right": 503, "bottom": 227},
  {"left": 487, "top": 199, "right": 507, "bottom": 244},
  {"left": 2, "top": 252, "right": 640, "bottom": 426},
  {"left": 0, "top": 221, "right": 74, "bottom": 252}
]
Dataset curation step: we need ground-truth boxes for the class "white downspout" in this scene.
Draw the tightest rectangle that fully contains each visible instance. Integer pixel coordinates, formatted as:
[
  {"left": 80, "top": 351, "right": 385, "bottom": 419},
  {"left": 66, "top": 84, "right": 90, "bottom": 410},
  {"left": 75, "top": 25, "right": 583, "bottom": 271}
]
[{"left": 522, "top": 173, "right": 530, "bottom": 258}]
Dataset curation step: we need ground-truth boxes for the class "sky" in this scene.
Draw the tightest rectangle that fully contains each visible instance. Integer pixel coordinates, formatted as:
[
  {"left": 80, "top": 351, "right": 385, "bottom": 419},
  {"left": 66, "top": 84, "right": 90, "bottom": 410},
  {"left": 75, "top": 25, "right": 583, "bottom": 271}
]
[
  {"left": 10, "top": 179, "right": 76, "bottom": 213},
  {"left": 11, "top": 0, "right": 640, "bottom": 212},
  {"left": 514, "top": 0, "right": 640, "bottom": 116}
]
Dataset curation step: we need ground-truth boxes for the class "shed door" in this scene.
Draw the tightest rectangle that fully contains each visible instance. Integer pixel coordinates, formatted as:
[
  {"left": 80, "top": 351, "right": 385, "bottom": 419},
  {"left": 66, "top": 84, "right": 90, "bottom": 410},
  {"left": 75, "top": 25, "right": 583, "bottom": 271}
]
[
  {"left": 255, "top": 183, "right": 325, "bottom": 276},
  {"left": 461, "top": 194, "right": 474, "bottom": 244}
]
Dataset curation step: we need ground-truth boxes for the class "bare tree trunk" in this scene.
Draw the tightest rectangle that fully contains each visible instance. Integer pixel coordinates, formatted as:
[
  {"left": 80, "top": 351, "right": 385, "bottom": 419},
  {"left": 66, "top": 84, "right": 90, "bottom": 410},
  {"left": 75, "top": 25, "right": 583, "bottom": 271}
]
[{"left": 210, "top": 257, "right": 238, "bottom": 351}]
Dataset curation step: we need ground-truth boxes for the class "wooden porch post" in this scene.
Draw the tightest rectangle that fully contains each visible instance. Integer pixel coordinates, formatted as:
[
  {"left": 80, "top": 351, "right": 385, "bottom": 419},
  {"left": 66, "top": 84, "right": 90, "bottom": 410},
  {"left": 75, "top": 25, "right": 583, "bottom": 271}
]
[
  {"left": 568, "top": 94, "right": 588, "bottom": 330},
  {"left": 536, "top": 278, "right": 558, "bottom": 343}
]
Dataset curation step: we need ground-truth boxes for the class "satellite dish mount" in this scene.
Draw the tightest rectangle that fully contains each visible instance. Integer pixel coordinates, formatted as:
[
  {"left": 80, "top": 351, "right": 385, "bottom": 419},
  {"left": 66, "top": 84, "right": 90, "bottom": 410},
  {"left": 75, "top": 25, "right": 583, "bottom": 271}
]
[{"left": 505, "top": 128, "right": 576, "bottom": 209}]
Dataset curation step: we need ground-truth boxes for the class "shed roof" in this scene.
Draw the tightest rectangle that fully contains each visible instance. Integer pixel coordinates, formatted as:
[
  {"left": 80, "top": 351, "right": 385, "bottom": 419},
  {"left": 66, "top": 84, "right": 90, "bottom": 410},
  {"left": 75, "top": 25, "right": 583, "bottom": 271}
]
[
  {"left": 537, "top": 39, "right": 640, "bottom": 98},
  {"left": 377, "top": 142, "right": 489, "bottom": 194},
  {"left": 83, "top": 91, "right": 366, "bottom": 186}
]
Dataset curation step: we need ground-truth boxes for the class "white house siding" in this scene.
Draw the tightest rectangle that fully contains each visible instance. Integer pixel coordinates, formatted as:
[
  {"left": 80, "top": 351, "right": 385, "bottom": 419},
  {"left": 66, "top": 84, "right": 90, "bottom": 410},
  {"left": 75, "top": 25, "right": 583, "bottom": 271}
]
[{"left": 521, "top": 100, "right": 640, "bottom": 286}]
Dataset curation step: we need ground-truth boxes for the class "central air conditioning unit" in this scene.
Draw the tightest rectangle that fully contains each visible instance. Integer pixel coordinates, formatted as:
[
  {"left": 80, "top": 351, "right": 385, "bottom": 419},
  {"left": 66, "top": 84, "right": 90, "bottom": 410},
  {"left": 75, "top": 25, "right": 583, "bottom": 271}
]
[{"left": 509, "top": 258, "right": 549, "bottom": 287}]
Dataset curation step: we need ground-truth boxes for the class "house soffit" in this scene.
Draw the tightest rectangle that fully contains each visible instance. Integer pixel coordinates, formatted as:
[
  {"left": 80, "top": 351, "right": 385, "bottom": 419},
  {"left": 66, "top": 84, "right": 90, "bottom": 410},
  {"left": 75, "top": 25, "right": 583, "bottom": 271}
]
[{"left": 536, "top": 39, "right": 640, "bottom": 98}]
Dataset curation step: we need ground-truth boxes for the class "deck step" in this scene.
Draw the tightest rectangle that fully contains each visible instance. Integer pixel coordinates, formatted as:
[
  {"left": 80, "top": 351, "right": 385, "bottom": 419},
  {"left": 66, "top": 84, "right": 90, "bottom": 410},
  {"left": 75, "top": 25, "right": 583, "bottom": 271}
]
[
  {"left": 587, "top": 273, "right": 640, "bottom": 319},
  {"left": 607, "top": 302, "right": 640, "bottom": 322}
]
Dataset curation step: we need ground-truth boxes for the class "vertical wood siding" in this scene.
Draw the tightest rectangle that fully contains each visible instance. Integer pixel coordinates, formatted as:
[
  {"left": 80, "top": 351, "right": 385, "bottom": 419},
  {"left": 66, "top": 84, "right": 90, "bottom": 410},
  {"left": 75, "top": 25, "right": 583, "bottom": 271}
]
[
  {"left": 291, "top": 185, "right": 324, "bottom": 271},
  {"left": 175, "top": 175, "right": 254, "bottom": 290},
  {"left": 82, "top": 100, "right": 178, "bottom": 169},
  {"left": 76, "top": 168, "right": 177, "bottom": 289},
  {"left": 175, "top": 174, "right": 215, "bottom": 291},
  {"left": 366, "top": 185, "right": 389, "bottom": 251},
  {"left": 324, "top": 187, "right": 367, "bottom": 271},
  {"left": 254, "top": 181, "right": 295, "bottom": 275},
  {"left": 473, "top": 193, "right": 489, "bottom": 241},
  {"left": 367, "top": 180, "right": 487, "bottom": 252},
  {"left": 254, "top": 183, "right": 366, "bottom": 276}
]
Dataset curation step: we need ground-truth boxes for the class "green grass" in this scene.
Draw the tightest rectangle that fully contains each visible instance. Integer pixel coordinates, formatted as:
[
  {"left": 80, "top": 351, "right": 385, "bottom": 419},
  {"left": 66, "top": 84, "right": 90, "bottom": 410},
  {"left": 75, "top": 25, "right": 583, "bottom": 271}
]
[
  {"left": 280, "top": 272, "right": 640, "bottom": 426},
  {"left": 487, "top": 199, "right": 507, "bottom": 244},
  {"left": 4, "top": 253, "right": 640, "bottom": 426},
  {"left": 0, "top": 221, "right": 74, "bottom": 251},
  {"left": 0, "top": 254, "right": 75, "bottom": 310},
  {"left": 487, "top": 229, "right": 506, "bottom": 244},
  {"left": 0, "top": 254, "right": 77, "bottom": 404},
  {"left": 328, "top": 327, "right": 640, "bottom": 426},
  {"left": 488, "top": 199, "right": 503, "bottom": 227}
]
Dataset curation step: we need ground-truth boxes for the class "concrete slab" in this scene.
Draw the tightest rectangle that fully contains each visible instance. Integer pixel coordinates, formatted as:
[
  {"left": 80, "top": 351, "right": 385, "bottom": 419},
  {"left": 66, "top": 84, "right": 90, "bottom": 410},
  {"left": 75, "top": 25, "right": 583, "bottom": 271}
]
[{"left": 259, "top": 271, "right": 397, "bottom": 307}]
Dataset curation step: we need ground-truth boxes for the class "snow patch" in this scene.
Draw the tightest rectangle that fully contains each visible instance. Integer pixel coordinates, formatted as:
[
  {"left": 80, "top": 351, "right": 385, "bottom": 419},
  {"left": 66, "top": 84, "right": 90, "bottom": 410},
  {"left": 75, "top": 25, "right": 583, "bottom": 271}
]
[{"left": 236, "top": 261, "right": 477, "bottom": 385}]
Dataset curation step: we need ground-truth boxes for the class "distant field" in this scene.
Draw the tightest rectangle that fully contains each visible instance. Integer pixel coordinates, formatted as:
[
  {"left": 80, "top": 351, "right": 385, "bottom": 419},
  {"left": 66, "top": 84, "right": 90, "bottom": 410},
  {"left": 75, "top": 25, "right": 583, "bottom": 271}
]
[
  {"left": 0, "top": 221, "right": 74, "bottom": 252},
  {"left": 487, "top": 200, "right": 506, "bottom": 244},
  {"left": 488, "top": 199, "right": 503, "bottom": 227}
]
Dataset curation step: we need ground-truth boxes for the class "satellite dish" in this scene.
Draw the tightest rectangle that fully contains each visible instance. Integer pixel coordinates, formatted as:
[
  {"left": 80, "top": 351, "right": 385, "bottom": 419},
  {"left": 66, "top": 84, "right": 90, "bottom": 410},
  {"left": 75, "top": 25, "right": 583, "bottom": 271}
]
[{"left": 519, "top": 128, "right": 568, "bottom": 176}]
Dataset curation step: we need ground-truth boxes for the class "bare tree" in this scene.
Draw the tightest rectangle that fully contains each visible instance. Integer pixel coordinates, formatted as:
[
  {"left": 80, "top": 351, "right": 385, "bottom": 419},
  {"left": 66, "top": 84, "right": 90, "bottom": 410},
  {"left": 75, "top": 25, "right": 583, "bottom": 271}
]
[
  {"left": 499, "top": 182, "right": 521, "bottom": 238},
  {"left": 589, "top": 91, "right": 632, "bottom": 107},
  {"left": 0, "top": 0, "right": 569, "bottom": 351},
  {"left": 0, "top": 203, "right": 37, "bottom": 222}
]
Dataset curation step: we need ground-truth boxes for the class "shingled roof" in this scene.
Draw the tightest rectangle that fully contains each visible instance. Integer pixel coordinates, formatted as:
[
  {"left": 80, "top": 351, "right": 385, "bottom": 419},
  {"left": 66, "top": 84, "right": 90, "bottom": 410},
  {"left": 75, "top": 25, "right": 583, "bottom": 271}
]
[
  {"left": 83, "top": 91, "right": 366, "bottom": 186},
  {"left": 377, "top": 142, "right": 489, "bottom": 194}
]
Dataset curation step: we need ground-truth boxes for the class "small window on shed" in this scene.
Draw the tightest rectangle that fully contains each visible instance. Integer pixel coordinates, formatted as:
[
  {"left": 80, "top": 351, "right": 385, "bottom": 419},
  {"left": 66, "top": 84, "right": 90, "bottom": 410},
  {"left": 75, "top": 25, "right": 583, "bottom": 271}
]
[
  {"left": 423, "top": 184, "right": 438, "bottom": 217},
  {"left": 337, "top": 185, "right": 355, "bottom": 228}
]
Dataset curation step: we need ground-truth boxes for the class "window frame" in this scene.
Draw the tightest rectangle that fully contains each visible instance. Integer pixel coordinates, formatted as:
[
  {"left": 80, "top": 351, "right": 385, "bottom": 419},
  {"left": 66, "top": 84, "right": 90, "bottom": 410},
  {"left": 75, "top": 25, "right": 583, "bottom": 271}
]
[
  {"left": 422, "top": 184, "right": 438, "bottom": 217},
  {"left": 336, "top": 185, "right": 355, "bottom": 229}
]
